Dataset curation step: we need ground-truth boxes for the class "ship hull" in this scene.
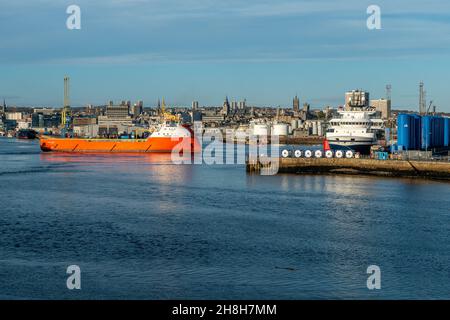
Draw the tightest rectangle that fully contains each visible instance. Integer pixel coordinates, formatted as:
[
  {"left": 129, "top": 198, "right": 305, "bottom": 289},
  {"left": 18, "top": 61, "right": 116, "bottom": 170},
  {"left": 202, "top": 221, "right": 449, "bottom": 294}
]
[
  {"left": 328, "top": 143, "right": 372, "bottom": 154},
  {"left": 17, "top": 129, "right": 37, "bottom": 140},
  {"left": 40, "top": 136, "right": 201, "bottom": 153}
]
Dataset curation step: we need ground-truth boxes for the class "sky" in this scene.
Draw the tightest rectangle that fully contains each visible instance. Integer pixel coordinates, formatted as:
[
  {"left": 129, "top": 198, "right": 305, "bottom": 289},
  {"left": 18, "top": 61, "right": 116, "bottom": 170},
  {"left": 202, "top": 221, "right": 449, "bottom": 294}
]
[{"left": 0, "top": 0, "right": 450, "bottom": 111}]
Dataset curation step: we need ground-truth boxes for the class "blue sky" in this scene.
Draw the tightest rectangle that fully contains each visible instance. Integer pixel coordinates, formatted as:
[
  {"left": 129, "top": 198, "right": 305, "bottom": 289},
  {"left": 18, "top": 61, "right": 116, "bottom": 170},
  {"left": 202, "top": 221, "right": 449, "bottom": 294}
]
[{"left": 0, "top": 0, "right": 450, "bottom": 111}]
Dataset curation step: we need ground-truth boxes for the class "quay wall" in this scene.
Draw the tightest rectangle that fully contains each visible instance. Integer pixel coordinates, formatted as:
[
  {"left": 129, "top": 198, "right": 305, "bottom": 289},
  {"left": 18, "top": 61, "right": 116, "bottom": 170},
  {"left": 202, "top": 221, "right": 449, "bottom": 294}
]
[{"left": 246, "top": 158, "right": 450, "bottom": 180}]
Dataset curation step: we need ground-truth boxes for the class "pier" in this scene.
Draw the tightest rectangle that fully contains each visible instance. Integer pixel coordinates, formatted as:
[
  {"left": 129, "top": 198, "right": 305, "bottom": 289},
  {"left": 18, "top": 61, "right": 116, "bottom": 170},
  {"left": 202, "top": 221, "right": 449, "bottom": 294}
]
[{"left": 246, "top": 157, "right": 450, "bottom": 180}]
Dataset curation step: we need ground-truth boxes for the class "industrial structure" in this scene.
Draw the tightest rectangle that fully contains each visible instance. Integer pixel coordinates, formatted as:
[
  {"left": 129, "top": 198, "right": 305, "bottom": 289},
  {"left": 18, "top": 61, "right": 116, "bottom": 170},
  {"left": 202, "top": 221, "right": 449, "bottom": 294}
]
[
  {"left": 419, "top": 82, "right": 426, "bottom": 115},
  {"left": 61, "top": 76, "right": 71, "bottom": 127},
  {"left": 396, "top": 114, "right": 450, "bottom": 151}
]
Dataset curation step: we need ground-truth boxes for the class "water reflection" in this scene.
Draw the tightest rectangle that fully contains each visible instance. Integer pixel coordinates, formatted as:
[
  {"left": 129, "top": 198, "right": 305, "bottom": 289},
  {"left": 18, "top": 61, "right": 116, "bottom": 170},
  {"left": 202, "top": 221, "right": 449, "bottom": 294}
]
[{"left": 40, "top": 152, "right": 184, "bottom": 165}]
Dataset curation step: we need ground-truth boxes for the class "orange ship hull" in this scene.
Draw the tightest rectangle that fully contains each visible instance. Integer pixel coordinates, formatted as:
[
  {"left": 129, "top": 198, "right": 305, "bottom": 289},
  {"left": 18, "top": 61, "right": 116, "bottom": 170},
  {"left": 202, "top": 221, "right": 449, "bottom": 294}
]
[{"left": 40, "top": 136, "right": 201, "bottom": 153}]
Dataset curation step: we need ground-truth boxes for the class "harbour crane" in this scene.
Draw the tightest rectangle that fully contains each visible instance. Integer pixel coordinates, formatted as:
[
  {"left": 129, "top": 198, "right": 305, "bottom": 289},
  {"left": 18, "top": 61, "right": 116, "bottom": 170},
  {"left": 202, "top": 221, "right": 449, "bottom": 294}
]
[
  {"left": 61, "top": 76, "right": 73, "bottom": 137},
  {"left": 426, "top": 100, "right": 435, "bottom": 115}
]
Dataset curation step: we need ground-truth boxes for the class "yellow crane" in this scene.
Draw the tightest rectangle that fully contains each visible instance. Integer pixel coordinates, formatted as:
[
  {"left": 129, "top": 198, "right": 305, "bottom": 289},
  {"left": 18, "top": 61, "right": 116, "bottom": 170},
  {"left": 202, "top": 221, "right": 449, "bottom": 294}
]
[{"left": 160, "top": 98, "right": 180, "bottom": 122}]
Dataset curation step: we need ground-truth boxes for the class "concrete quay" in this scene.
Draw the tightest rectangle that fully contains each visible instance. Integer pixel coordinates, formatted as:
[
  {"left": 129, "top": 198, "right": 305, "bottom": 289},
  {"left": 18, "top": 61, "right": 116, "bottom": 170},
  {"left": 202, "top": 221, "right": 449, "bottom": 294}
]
[{"left": 246, "top": 157, "right": 450, "bottom": 180}]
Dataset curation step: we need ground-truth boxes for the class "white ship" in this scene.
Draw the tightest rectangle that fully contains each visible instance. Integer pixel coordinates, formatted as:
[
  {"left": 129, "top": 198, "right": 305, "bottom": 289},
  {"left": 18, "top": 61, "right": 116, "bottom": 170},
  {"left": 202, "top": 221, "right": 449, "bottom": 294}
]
[{"left": 326, "top": 90, "right": 384, "bottom": 154}]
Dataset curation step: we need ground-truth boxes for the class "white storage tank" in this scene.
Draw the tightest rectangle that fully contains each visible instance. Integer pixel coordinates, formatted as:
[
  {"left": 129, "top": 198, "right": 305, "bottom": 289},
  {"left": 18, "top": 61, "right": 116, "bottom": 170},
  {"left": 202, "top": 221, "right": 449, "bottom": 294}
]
[
  {"left": 253, "top": 124, "right": 270, "bottom": 136},
  {"left": 271, "top": 123, "right": 289, "bottom": 136},
  {"left": 312, "top": 121, "right": 318, "bottom": 135},
  {"left": 317, "top": 121, "right": 323, "bottom": 136}
]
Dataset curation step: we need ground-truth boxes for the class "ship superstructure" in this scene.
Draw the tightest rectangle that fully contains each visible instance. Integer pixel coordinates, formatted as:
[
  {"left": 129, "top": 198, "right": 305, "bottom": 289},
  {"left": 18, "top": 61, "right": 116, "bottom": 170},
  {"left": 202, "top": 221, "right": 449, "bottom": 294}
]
[{"left": 326, "top": 90, "right": 384, "bottom": 154}]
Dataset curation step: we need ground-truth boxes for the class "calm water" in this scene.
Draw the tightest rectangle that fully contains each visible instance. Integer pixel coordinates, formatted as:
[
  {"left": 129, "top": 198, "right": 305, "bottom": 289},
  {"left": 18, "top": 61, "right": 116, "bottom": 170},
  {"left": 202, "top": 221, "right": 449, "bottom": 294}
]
[{"left": 0, "top": 137, "right": 449, "bottom": 299}]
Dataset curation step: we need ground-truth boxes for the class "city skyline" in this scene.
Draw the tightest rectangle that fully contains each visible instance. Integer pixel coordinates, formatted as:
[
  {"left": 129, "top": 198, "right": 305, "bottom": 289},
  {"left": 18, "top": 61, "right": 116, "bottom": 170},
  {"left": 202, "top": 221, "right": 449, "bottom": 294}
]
[{"left": 1, "top": 0, "right": 450, "bottom": 111}]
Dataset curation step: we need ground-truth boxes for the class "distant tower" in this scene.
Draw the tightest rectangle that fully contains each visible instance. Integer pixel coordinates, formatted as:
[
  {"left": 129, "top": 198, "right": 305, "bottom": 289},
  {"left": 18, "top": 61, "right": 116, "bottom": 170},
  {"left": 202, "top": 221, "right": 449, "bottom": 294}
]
[
  {"left": 62, "top": 76, "right": 71, "bottom": 126},
  {"left": 192, "top": 100, "right": 199, "bottom": 111},
  {"left": 419, "top": 82, "right": 426, "bottom": 115},
  {"left": 302, "top": 102, "right": 310, "bottom": 120},
  {"left": 222, "top": 96, "right": 230, "bottom": 116},
  {"left": 293, "top": 95, "right": 300, "bottom": 112},
  {"left": 161, "top": 98, "right": 166, "bottom": 114},
  {"left": 1, "top": 99, "right": 6, "bottom": 113},
  {"left": 303, "top": 102, "right": 310, "bottom": 113},
  {"left": 138, "top": 100, "right": 144, "bottom": 115},
  {"left": 231, "top": 101, "right": 238, "bottom": 112},
  {"left": 63, "top": 76, "right": 70, "bottom": 108},
  {"left": 386, "top": 84, "right": 392, "bottom": 101},
  {"left": 131, "top": 100, "right": 143, "bottom": 117},
  {"left": 239, "top": 99, "right": 246, "bottom": 110}
]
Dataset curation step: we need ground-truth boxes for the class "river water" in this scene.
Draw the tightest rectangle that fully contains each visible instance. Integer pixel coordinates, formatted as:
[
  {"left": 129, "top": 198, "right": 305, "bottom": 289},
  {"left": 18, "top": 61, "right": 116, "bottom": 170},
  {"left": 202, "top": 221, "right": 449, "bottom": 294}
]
[{"left": 0, "top": 137, "right": 449, "bottom": 299}]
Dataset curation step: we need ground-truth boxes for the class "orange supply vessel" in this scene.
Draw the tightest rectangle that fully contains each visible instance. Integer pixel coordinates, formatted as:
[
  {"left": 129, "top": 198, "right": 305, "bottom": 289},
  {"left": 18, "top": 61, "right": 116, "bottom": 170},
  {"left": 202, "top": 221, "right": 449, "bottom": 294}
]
[{"left": 40, "top": 122, "right": 201, "bottom": 153}]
